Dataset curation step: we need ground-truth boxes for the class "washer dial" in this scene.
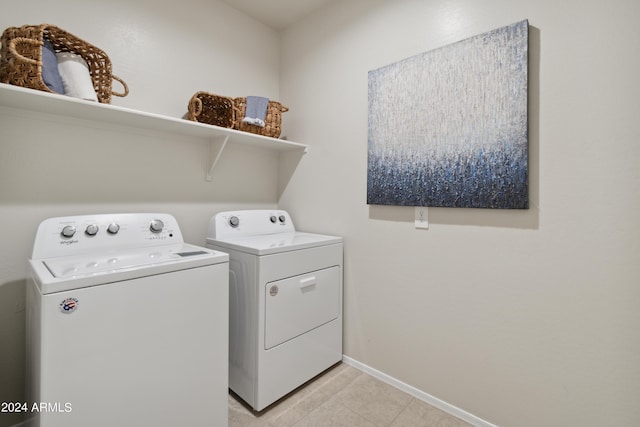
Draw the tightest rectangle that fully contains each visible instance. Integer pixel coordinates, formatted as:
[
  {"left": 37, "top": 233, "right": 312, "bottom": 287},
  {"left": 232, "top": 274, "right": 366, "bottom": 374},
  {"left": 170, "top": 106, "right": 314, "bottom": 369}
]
[
  {"left": 85, "top": 224, "right": 99, "bottom": 236},
  {"left": 61, "top": 225, "right": 76, "bottom": 238},
  {"left": 149, "top": 219, "right": 164, "bottom": 233},
  {"left": 107, "top": 223, "right": 120, "bottom": 235}
]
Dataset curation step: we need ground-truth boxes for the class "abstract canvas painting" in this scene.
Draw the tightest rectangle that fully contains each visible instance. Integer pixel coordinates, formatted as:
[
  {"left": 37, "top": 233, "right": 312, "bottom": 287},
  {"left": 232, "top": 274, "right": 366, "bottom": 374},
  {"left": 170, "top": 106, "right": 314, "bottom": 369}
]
[{"left": 367, "top": 20, "right": 529, "bottom": 209}]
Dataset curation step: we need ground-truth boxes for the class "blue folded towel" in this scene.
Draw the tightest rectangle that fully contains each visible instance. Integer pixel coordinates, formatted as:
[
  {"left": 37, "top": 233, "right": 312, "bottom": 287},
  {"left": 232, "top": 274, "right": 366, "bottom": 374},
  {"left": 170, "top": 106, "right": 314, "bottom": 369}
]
[
  {"left": 243, "top": 96, "right": 269, "bottom": 127},
  {"left": 41, "top": 39, "right": 64, "bottom": 94}
]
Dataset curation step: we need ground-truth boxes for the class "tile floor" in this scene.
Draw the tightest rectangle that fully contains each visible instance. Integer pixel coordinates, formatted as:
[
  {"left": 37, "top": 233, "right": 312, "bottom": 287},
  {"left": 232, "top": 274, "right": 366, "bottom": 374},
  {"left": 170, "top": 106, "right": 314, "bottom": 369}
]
[{"left": 228, "top": 363, "right": 473, "bottom": 427}]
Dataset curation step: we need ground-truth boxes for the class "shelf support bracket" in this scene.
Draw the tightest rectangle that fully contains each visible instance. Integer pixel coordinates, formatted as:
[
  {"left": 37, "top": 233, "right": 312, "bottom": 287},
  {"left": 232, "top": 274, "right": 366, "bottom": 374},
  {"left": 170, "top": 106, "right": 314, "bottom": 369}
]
[{"left": 207, "top": 135, "right": 229, "bottom": 181}]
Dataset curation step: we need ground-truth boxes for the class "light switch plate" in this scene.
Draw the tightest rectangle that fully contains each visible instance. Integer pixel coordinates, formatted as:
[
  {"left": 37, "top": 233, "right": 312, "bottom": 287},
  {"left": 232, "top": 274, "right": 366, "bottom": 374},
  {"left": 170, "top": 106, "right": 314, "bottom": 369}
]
[{"left": 415, "top": 207, "right": 429, "bottom": 229}]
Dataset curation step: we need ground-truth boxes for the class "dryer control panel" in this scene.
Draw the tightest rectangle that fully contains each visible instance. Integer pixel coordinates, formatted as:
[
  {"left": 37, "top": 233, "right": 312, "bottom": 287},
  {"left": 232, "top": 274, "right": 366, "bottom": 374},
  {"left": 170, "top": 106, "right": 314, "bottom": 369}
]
[
  {"left": 209, "top": 210, "right": 295, "bottom": 239},
  {"left": 31, "top": 213, "right": 183, "bottom": 259}
]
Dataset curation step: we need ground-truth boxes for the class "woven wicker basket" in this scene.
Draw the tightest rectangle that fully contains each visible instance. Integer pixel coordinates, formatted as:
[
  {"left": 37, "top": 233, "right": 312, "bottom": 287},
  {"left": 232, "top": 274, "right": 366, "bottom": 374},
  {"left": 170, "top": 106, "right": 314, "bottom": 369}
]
[
  {"left": 187, "top": 91, "right": 237, "bottom": 128},
  {"left": 0, "top": 24, "right": 128, "bottom": 103},
  {"left": 233, "top": 97, "right": 288, "bottom": 138}
]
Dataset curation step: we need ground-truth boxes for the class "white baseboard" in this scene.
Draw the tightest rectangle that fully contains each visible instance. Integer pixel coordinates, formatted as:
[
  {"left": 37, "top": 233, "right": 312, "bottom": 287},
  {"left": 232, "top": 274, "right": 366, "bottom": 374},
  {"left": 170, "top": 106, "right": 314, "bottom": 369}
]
[{"left": 341, "top": 355, "right": 498, "bottom": 427}]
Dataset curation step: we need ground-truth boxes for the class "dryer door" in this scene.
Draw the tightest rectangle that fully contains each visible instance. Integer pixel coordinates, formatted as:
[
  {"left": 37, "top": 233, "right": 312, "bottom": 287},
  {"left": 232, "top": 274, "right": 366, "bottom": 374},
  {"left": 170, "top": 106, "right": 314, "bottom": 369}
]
[{"left": 265, "top": 266, "right": 340, "bottom": 350}]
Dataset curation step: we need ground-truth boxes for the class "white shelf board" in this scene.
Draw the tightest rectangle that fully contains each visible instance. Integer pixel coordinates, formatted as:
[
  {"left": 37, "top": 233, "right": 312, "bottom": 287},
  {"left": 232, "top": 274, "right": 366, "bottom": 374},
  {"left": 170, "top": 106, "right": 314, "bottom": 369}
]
[{"left": 0, "top": 83, "right": 307, "bottom": 153}]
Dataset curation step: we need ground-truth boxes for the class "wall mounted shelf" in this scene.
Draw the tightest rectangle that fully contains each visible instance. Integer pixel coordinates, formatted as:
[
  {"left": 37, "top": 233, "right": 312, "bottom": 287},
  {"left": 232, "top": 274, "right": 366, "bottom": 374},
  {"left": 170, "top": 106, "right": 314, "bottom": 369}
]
[{"left": 0, "top": 83, "right": 307, "bottom": 181}]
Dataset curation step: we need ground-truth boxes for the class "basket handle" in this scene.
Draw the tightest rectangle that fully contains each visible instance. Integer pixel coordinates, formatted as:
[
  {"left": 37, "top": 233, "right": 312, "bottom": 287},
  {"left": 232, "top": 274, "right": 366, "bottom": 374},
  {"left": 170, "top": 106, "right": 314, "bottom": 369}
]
[
  {"left": 111, "top": 75, "right": 129, "bottom": 97},
  {"left": 231, "top": 103, "right": 241, "bottom": 127},
  {"left": 188, "top": 97, "right": 203, "bottom": 118},
  {"left": 8, "top": 37, "right": 43, "bottom": 65},
  {"left": 280, "top": 105, "right": 289, "bottom": 113}
]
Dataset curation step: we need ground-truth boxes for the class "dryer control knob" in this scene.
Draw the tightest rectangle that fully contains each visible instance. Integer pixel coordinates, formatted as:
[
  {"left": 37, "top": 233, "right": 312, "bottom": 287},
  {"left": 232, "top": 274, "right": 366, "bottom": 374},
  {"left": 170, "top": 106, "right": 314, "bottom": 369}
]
[
  {"left": 270, "top": 215, "right": 277, "bottom": 223},
  {"left": 107, "top": 223, "right": 120, "bottom": 235},
  {"left": 229, "top": 216, "right": 240, "bottom": 228},
  {"left": 61, "top": 225, "right": 76, "bottom": 238},
  {"left": 149, "top": 219, "right": 164, "bottom": 233},
  {"left": 85, "top": 224, "right": 99, "bottom": 236},
  {"left": 278, "top": 215, "right": 286, "bottom": 223}
]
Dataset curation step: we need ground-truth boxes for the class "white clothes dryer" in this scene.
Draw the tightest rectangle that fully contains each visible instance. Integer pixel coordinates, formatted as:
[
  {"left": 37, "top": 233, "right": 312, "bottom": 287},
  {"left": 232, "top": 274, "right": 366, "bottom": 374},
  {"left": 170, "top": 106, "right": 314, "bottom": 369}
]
[
  {"left": 206, "top": 210, "right": 343, "bottom": 411},
  {"left": 27, "top": 213, "right": 229, "bottom": 427}
]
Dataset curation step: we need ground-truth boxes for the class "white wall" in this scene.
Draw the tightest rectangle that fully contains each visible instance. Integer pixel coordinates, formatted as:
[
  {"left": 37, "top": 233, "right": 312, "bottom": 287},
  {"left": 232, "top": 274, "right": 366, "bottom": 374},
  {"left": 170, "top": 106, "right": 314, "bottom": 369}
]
[
  {"left": 279, "top": 0, "right": 640, "bottom": 426},
  {"left": 0, "top": 2, "right": 281, "bottom": 426}
]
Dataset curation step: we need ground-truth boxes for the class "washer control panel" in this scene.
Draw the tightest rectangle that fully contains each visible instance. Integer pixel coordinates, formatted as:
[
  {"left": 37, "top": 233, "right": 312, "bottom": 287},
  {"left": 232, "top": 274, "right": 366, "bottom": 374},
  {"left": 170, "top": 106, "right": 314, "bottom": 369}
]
[
  {"left": 31, "top": 213, "right": 183, "bottom": 259},
  {"left": 210, "top": 210, "right": 295, "bottom": 239}
]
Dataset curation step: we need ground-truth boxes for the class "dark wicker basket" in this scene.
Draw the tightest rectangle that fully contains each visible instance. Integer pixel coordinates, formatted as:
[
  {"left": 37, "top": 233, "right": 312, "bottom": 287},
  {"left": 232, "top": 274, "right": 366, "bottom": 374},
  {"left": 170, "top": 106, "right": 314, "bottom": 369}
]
[
  {"left": 233, "top": 97, "right": 288, "bottom": 138},
  {"left": 0, "top": 24, "right": 128, "bottom": 103},
  {"left": 187, "top": 91, "right": 237, "bottom": 128}
]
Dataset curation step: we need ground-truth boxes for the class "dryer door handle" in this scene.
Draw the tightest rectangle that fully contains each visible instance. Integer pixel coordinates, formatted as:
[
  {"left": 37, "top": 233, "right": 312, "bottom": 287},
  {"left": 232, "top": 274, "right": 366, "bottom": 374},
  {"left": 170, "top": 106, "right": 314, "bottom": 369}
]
[{"left": 299, "top": 276, "right": 317, "bottom": 290}]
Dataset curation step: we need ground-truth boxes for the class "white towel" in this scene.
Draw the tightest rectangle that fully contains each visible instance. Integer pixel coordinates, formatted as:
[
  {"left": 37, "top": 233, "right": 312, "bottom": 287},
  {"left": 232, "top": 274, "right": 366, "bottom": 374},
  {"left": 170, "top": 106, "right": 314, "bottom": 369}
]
[{"left": 56, "top": 52, "right": 99, "bottom": 102}]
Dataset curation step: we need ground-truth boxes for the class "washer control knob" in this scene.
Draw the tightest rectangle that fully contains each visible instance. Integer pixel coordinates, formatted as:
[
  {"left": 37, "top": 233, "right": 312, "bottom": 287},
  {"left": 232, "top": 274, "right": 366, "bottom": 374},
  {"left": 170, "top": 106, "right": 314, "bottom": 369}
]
[
  {"left": 149, "top": 219, "right": 164, "bottom": 233},
  {"left": 278, "top": 215, "right": 286, "bottom": 223},
  {"left": 229, "top": 216, "right": 240, "bottom": 228},
  {"left": 107, "top": 223, "right": 120, "bottom": 235},
  {"left": 61, "top": 225, "right": 76, "bottom": 238},
  {"left": 85, "top": 224, "right": 99, "bottom": 236},
  {"left": 270, "top": 215, "right": 277, "bottom": 223}
]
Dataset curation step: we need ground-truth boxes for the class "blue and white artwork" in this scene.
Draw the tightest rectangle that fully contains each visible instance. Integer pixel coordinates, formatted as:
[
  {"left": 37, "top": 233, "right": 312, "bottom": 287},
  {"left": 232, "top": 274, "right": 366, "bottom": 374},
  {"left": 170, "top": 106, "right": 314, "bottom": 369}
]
[{"left": 367, "top": 20, "right": 529, "bottom": 209}]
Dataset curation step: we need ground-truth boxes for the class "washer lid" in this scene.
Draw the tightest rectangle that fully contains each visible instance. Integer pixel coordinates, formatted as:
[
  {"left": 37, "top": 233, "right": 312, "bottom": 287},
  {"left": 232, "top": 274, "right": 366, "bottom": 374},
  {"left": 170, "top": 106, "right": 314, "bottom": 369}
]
[
  {"left": 206, "top": 231, "right": 342, "bottom": 255},
  {"left": 30, "top": 243, "right": 228, "bottom": 294},
  {"left": 44, "top": 245, "right": 214, "bottom": 279}
]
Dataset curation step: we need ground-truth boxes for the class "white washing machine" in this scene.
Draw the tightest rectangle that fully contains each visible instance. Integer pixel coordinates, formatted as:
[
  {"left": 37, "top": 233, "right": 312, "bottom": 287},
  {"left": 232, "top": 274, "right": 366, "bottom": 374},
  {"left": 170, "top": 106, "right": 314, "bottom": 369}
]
[
  {"left": 206, "top": 209, "right": 343, "bottom": 411},
  {"left": 26, "top": 213, "right": 229, "bottom": 427}
]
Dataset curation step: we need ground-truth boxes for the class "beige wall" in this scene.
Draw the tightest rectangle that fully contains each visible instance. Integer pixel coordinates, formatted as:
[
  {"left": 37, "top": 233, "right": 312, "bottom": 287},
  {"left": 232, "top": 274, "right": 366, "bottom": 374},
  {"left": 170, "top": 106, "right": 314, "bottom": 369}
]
[
  {"left": 279, "top": 0, "right": 640, "bottom": 426},
  {"left": 0, "top": 2, "right": 281, "bottom": 426},
  {"left": 1, "top": 0, "right": 639, "bottom": 426}
]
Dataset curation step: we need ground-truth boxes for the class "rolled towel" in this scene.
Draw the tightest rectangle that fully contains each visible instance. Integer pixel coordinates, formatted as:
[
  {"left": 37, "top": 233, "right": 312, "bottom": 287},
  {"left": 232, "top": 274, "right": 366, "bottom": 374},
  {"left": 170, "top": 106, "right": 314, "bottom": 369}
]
[
  {"left": 242, "top": 96, "right": 269, "bottom": 127},
  {"left": 55, "top": 52, "right": 98, "bottom": 102},
  {"left": 41, "top": 39, "right": 64, "bottom": 94}
]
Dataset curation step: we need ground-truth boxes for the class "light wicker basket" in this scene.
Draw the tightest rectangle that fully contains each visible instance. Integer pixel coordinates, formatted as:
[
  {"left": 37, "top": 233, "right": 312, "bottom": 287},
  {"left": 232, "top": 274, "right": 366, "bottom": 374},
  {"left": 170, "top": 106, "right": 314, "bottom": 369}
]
[
  {"left": 187, "top": 91, "right": 237, "bottom": 128},
  {"left": 233, "top": 97, "right": 288, "bottom": 138},
  {"left": 0, "top": 24, "right": 128, "bottom": 103}
]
